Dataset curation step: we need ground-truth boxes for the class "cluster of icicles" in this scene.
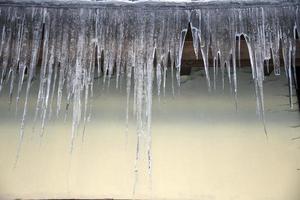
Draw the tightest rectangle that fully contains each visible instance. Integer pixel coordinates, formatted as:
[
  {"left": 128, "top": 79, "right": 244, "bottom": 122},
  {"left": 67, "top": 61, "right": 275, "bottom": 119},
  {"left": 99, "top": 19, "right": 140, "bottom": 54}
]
[{"left": 0, "top": 5, "right": 299, "bottom": 173}]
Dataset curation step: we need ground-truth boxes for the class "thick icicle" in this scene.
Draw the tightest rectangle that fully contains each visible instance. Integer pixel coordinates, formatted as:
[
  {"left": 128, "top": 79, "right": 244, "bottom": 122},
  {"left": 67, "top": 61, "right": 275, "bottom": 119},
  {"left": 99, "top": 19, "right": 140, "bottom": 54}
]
[
  {"left": 9, "top": 9, "right": 25, "bottom": 106},
  {"left": 15, "top": 7, "right": 43, "bottom": 166},
  {"left": 199, "top": 9, "right": 212, "bottom": 91}
]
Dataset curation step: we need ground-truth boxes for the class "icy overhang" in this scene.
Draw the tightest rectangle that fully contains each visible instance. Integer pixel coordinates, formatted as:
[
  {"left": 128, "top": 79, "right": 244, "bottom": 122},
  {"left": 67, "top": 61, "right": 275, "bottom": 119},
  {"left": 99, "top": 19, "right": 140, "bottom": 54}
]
[{"left": 1, "top": 0, "right": 299, "bottom": 9}]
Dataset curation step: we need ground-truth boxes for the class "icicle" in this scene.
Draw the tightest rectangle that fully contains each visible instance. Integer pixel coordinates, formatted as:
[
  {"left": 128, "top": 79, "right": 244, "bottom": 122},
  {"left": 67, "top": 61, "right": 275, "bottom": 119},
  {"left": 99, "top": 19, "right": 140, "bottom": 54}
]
[
  {"left": 48, "top": 9, "right": 63, "bottom": 120},
  {"left": 0, "top": 8, "right": 13, "bottom": 93},
  {"left": 145, "top": 14, "right": 155, "bottom": 179},
  {"left": 0, "top": 8, "right": 8, "bottom": 59},
  {"left": 159, "top": 13, "right": 169, "bottom": 98},
  {"left": 241, "top": 7, "right": 268, "bottom": 136},
  {"left": 174, "top": 10, "right": 187, "bottom": 87},
  {"left": 95, "top": 9, "right": 102, "bottom": 79},
  {"left": 15, "top": 7, "right": 44, "bottom": 167},
  {"left": 9, "top": 9, "right": 25, "bottom": 106},
  {"left": 232, "top": 39, "right": 238, "bottom": 110},
  {"left": 210, "top": 34, "right": 219, "bottom": 91},
  {"left": 70, "top": 8, "right": 88, "bottom": 153},
  {"left": 196, "top": 9, "right": 212, "bottom": 90},
  {"left": 132, "top": 11, "right": 146, "bottom": 192},
  {"left": 292, "top": 35, "right": 297, "bottom": 88},
  {"left": 237, "top": 35, "right": 241, "bottom": 68},
  {"left": 170, "top": 54, "right": 175, "bottom": 96},
  {"left": 281, "top": 41, "right": 294, "bottom": 109},
  {"left": 82, "top": 9, "right": 96, "bottom": 142},
  {"left": 39, "top": 9, "right": 60, "bottom": 136},
  {"left": 115, "top": 11, "right": 124, "bottom": 89},
  {"left": 190, "top": 10, "right": 200, "bottom": 60},
  {"left": 56, "top": 9, "right": 70, "bottom": 116},
  {"left": 163, "top": 12, "right": 174, "bottom": 97},
  {"left": 16, "top": 19, "right": 29, "bottom": 113},
  {"left": 125, "top": 44, "right": 134, "bottom": 137},
  {"left": 280, "top": 6, "right": 296, "bottom": 109},
  {"left": 156, "top": 63, "right": 162, "bottom": 99},
  {"left": 213, "top": 57, "right": 217, "bottom": 90},
  {"left": 32, "top": 9, "right": 50, "bottom": 135},
  {"left": 163, "top": 63, "right": 167, "bottom": 97}
]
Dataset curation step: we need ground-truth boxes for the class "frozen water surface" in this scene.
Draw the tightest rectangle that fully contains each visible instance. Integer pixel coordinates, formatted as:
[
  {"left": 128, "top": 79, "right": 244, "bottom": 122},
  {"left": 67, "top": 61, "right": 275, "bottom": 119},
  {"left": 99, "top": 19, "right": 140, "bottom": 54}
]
[{"left": 0, "top": 0, "right": 299, "bottom": 197}]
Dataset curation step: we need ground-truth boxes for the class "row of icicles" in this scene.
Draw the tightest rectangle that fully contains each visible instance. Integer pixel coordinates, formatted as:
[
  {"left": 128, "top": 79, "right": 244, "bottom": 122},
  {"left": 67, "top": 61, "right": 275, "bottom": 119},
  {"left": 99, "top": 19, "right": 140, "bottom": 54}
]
[{"left": 0, "top": 5, "right": 299, "bottom": 185}]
